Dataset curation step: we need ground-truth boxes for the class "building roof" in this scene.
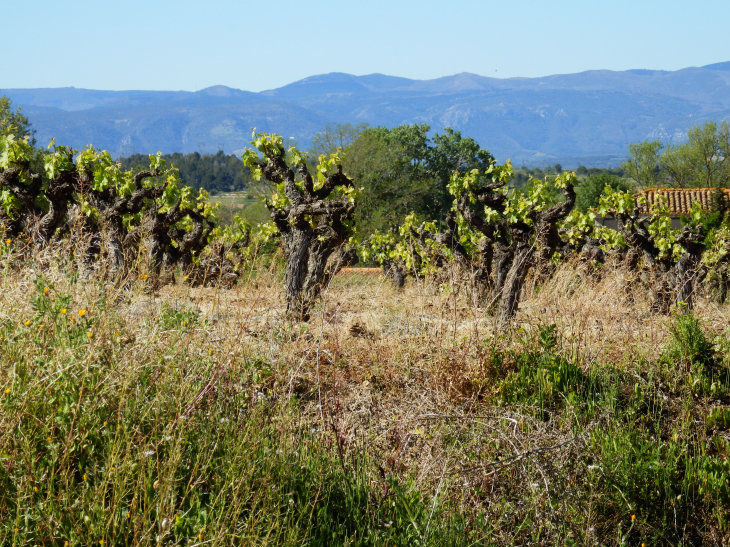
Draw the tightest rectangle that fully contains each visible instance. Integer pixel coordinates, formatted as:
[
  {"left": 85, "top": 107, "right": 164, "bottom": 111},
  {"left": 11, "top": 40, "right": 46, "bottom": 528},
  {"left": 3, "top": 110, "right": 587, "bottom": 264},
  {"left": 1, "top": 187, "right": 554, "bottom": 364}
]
[{"left": 634, "top": 188, "right": 730, "bottom": 216}]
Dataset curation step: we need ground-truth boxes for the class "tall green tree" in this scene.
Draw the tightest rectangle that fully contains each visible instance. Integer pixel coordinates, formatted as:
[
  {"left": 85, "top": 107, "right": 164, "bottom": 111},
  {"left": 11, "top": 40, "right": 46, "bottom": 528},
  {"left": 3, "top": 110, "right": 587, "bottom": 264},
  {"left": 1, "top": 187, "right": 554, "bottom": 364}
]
[
  {"left": 343, "top": 125, "right": 434, "bottom": 236},
  {"left": 621, "top": 139, "right": 663, "bottom": 189},
  {"left": 428, "top": 127, "right": 494, "bottom": 218},
  {"left": 623, "top": 121, "right": 730, "bottom": 189},
  {"left": 342, "top": 124, "right": 494, "bottom": 237},
  {"left": 0, "top": 95, "right": 35, "bottom": 144},
  {"left": 665, "top": 121, "right": 730, "bottom": 188}
]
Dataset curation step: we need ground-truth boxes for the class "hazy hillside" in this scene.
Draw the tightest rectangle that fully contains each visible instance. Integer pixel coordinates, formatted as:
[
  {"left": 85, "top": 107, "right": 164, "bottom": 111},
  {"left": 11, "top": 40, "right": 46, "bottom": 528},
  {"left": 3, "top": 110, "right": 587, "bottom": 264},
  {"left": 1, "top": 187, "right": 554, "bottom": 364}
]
[{"left": 5, "top": 62, "right": 730, "bottom": 167}]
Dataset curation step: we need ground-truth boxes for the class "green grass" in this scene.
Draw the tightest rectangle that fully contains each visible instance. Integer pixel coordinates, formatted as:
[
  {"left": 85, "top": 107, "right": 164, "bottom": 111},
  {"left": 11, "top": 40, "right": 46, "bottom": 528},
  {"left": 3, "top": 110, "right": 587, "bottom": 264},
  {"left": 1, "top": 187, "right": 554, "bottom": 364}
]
[{"left": 211, "top": 185, "right": 272, "bottom": 226}]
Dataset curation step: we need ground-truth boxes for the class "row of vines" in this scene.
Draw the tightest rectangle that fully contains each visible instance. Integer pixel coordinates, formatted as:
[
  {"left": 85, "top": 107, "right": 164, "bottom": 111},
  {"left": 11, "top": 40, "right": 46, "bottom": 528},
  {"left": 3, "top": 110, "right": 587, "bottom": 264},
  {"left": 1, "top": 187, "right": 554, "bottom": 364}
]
[{"left": 2, "top": 131, "right": 730, "bottom": 322}]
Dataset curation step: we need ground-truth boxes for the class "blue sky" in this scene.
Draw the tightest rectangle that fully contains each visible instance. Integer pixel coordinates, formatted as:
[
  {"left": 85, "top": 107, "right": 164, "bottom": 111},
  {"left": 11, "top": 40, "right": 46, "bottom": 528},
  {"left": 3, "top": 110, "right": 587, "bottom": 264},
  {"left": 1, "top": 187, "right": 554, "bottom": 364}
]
[{"left": 4, "top": 0, "right": 729, "bottom": 92}]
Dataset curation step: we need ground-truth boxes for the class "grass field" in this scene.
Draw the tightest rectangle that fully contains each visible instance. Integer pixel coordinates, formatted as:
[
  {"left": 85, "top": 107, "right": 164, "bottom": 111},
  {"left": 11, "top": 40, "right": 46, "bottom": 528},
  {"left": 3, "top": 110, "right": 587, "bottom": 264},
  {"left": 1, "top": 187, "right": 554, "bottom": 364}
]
[
  {"left": 2, "top": 248, "right": 730, "bottom": 545},
  {"left": 210, "top": 185, "right": 272, "bottom": 226}
]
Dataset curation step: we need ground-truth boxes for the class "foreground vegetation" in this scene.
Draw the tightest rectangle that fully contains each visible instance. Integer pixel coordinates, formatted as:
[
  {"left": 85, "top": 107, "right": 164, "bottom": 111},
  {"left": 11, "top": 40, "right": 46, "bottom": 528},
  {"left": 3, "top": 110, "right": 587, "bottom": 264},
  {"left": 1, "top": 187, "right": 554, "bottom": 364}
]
[
  {"left": 2, "top": 247, "right": 730, "bottom": 545},
  {"left": 3, "top": 94, "right": 730, "bottom": 545}
]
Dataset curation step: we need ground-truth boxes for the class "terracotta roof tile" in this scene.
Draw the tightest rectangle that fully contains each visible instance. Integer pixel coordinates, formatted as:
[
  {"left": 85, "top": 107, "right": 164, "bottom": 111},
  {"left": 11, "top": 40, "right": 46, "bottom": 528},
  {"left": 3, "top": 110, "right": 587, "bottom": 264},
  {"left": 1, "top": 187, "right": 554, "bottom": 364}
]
[{"left": 634, "top": 188, "right": 730, "bottom": 216}]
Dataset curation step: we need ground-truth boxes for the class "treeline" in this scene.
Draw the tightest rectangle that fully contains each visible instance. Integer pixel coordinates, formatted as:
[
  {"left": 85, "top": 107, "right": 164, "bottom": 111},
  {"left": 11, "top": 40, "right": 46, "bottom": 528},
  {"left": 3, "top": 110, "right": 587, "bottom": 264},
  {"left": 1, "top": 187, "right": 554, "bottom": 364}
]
[{"left": 119, "top": 151, "right": 251, "bottom": 194}]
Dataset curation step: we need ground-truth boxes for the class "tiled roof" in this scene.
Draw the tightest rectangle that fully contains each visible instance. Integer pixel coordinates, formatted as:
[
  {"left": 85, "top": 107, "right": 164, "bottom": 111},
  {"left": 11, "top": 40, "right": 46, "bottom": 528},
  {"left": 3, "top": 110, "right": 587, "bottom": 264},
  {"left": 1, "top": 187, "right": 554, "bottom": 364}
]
[{"left": 634, "top": 188, "right": 730, "bottom": 216}]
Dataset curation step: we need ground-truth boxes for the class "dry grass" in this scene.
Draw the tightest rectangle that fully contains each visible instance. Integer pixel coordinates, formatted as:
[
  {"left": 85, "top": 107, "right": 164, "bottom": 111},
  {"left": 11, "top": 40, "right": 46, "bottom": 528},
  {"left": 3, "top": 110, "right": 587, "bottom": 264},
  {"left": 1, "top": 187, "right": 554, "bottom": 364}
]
[{"left": 2, "top": 243, "right": 730, "bottom": 545}]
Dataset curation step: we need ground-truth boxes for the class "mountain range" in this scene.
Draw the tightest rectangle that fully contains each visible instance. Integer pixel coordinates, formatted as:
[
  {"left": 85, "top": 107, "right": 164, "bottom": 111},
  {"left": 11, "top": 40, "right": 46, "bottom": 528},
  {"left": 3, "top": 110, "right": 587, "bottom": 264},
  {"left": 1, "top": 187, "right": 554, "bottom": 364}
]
[{"left": 4, "top": 61, "right": 730, "bottom": 167}]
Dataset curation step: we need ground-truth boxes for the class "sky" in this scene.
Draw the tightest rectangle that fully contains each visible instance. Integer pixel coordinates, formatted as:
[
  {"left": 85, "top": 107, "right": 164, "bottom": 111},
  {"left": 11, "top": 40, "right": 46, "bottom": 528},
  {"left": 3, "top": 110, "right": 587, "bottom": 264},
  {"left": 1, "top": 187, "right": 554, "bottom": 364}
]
[{"left": 4, "top": 0, "right": 730, "bottom": 92}]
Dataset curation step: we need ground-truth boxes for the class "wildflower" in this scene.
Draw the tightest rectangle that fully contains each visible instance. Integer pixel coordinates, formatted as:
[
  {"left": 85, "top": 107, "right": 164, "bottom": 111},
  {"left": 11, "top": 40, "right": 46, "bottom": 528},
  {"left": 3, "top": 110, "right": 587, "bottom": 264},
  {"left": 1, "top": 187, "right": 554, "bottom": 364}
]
[
  {"left": 78, "top": 310, "right": 86, "bottom": 318},
  {"left": 198, "top": 535, "right": 203, "bottom": 540},
  {"left": 140, "top": 274, "right": 148, "bottom": 280},
  {"left": 83, "top": 474, "right": 87, "bottom": 480},
  {"left": 103, "top": 421, "right": 107, "bottom": 426},
  {"left": 65, "top": 542, "right": 69, "bottom": 546},
  {"left": 43, "top": 287, "right": 49, "bottom": 294},
  {"left": 60, "top": 309, "right": 67, "bottom": 314},
  {"left": 24, "top": 320, "right": 31, "bottom": 326},
  {"left": 34, "top": 486, "right": 37, "bottom": 492},
  {"left": 37, "top": 324, "right": 43, "bottom": 328},
  {"left": 117, "top": 425, "right": 122, "bottom": 430},
  {"left": 4, "top": 388, "right": 9, "bottom": 394},
  {"left": 99, "top": 541, "right": 104, "bottom": 545},
  {"left": 4, "top": 239, "right": 10, "bottom": 245},
  {"left": 87, "top": 332, "right": 93, "bottom": 339},
  {"left": 115, "top": 332, "right": 121, "bottom": 336},
  {"left": 154, "top": 317, "right": 158, "bottom": 321},
  {"left": 183, "top": 321, "right": 187, "bottom": 326},
  {"left": 47, "top": 437, "right": 51, "bottom": 442},
  {"left": 631, "top": 514, "right": 636, "bottom": 521}
]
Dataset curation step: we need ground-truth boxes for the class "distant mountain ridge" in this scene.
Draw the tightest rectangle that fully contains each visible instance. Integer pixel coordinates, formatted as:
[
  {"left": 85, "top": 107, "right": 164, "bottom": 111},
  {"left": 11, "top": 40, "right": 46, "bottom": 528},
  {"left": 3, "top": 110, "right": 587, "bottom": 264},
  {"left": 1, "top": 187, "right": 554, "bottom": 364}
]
[{"left": 5, "top": 62, "right": 730, "bottom": 167}]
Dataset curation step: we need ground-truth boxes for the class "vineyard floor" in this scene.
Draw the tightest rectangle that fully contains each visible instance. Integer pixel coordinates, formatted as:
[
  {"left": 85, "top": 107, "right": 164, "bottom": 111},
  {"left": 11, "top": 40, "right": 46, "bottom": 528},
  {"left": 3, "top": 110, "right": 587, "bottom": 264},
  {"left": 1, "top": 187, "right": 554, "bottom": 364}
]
[{"left": 2, "top": 254, "right": 730, "bottom": 545}]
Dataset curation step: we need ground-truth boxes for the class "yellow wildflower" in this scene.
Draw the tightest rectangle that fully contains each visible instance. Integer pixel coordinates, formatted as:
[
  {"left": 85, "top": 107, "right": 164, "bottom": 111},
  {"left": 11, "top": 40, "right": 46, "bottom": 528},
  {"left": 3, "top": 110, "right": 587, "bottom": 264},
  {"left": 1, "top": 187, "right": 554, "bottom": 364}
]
[
  {"left": 83, "top": 474, "right": 87, "bottom": 480},
  {"left": 78, "top": 309, "right": 86, "bottom": 318},
  {"left": 5, "top": 388, "right": 9, "bottom": 394},
  {"left": 60, "top": 309, "right": 67, "bottom": 315},
  {"left": 43, "top": 287, "right": 49, "bottom": 294},
  {"left": 631, "top": 514, "right": 636, "bottom": 521},
  {"left": 24, "top": 320, "right": 31, "bottom": 326},
  {"left": 87, "top": 332, "right": 93, "bottom": 339},
  {"left": 4, "top": 239, "right": 10, "bottom": 245},
  {"left": 140, "top": 274, "right": 148, "bottom": 280}
]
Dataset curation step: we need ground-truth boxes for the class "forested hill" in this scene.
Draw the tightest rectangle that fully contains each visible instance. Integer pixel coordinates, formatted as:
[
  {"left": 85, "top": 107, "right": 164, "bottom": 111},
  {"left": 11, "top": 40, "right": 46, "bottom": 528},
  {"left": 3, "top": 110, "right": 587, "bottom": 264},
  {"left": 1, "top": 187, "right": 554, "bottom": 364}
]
[{"left": 4, "top": 61, "right": 730, "bottom": 167}]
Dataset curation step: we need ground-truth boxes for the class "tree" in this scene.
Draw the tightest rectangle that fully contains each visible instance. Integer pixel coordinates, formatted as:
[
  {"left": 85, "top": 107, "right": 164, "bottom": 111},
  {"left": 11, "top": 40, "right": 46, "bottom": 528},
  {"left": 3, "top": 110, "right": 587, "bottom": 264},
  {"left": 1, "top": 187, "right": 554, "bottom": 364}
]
[
  {"left": 344, "top": 128, "right": 434, "bottom": 236},
  {"left": 243, "top": 132, "right": 357, "bottom": 321},
  {"left": 621, "top": 139, "right": 663, "bottom": 189},
  {"left": 0, "top": 95, "right": 35, "bottom": 144},
  {"left": 623, "top": 121, "right": 730, "bottom": 189},
  {"left": 309, "top": 123, "right": 369, "bottom": 158},
  {"left": 575, "top": 173, "right": 632, "bottom": 212},
  {"left": 342, "top": 124, "right": 494, "bottom": 238},
  {"left": 663, "top": 121, "right": 730, "bottom": 188},
  {"left": 428, "top": 127, "right": 495, "bottom": 220}
]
